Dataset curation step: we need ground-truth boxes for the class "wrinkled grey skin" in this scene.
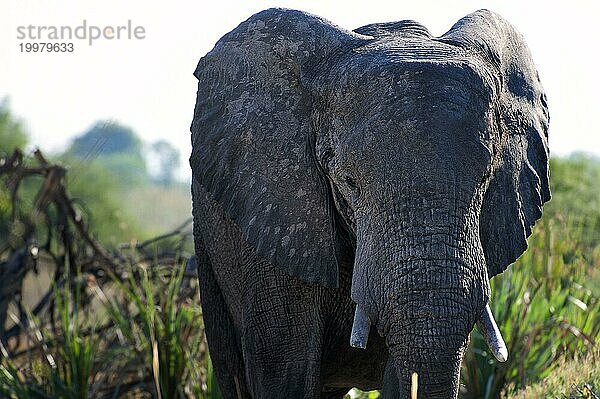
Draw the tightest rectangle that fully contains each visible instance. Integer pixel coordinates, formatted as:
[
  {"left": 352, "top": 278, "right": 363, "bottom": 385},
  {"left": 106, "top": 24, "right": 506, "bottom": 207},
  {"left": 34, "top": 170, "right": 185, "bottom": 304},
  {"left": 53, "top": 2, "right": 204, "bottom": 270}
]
[{"left": 190, "top": 8, "right": 549, "bottom": 399}]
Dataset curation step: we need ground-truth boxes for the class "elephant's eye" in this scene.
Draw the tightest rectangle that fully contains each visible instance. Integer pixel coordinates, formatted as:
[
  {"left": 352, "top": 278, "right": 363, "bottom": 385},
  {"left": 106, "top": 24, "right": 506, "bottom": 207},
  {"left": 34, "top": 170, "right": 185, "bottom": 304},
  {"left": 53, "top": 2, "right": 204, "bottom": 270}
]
[
  {"left": 344, "top": 175, "right": 358, "bottom": 189},
  {"left": 343, "top": 175, "right": 361, "bottom": 199}
]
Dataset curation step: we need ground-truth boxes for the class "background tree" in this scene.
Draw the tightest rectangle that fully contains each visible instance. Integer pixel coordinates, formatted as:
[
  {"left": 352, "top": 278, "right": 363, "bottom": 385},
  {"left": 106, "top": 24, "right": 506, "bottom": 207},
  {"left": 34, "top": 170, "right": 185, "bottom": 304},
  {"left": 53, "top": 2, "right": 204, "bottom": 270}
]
[
  {"left": 69, "top": 121, "right": 142, "bottom": 157},
  {"left": 148, "top": 140, "right": 181, "bottom": 186},
  {"left": 66, "top": 121, "right": 149, "bottom": 187}
]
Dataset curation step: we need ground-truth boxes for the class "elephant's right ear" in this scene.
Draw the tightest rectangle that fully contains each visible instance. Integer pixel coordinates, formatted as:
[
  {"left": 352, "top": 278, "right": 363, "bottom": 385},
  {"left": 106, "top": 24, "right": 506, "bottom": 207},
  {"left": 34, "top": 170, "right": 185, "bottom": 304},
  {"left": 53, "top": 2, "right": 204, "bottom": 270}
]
[
  {"left": 190, "top": 9, "right": 359, "bottom": 288},
  {"left": 440, "top": 10, "right": 550, "bottom": 278}
]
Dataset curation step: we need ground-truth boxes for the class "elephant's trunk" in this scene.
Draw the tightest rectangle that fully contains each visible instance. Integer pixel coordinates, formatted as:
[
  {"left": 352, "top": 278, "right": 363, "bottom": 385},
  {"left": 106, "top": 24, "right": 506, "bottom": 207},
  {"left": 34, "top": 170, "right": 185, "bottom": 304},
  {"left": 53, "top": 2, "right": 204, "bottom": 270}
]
[
  {"left": 388, "top": 341, "right": 463, "bottom": 398},
  {"left": 356, "top": 257, "right": 485, "bottom": 396},
  {"left": 351, "top": 209, "right": 491, "bottom": 397},
  {"left": 382, "top": 281, "right": 472, "bottom": 398}
]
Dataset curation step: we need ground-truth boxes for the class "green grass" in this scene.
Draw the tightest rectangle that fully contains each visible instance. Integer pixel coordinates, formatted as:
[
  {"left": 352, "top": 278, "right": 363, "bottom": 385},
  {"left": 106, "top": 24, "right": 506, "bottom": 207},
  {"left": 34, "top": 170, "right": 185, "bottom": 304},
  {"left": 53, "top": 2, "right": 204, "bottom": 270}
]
[
  {"left": 0, "top": 285, "right": 97, "bottom": 399},
  {"left": 97, "top": 262, "right": 207, "bottom": 398},
  {"left": 0, "top": 263, "right": 222, "bottom": 399},
  {"left": 505, "top": 348, "right": 600, "bottom": 398},
  {"left": 54, "top": 285, "right": 96, "bottom": 399}
]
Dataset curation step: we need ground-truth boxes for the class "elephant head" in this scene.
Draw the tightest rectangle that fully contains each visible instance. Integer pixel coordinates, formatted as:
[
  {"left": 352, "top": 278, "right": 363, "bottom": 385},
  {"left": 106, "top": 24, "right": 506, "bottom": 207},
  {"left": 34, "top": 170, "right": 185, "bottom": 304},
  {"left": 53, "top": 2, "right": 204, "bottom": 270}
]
[{"left": 190, "top": 8, "right": 549, "bottom": 398}]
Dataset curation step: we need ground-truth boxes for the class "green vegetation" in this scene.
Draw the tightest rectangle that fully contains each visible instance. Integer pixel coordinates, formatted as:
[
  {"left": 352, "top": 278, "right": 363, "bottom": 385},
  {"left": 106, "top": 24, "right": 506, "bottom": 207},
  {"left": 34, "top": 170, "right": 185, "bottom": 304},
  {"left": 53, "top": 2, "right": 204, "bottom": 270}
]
[
  {"left": 0, "top": 105, "right": 202, "bottom": 398},
  {"left": 0, "top": 283, "right": 98, "bottom": 399},
  {"left": 461, "top": 218, "right": 600, "bottom": 398},
  {"left": 548, "top": 154, "right": 600, "bottom": 266},
  {"left": 63, "top": 157, "right": 143, "bottom": 244},
  {"left": 65, "top": 120, "right": 149, "bottom": 188},
  {"left": 61, "top": 120, "right": 189, "bottom": 240},
  {"left": 0, "top": 101, "right": 30, "bottom": 239},
  {"left": 97, "top": 262, "right": 210, "bottom": 398}
]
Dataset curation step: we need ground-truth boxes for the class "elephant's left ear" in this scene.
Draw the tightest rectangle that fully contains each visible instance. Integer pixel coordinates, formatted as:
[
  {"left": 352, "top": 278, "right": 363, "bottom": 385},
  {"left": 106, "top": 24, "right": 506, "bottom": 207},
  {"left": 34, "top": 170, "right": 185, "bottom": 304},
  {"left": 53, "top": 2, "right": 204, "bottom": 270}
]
[{"left": 440, "top": 10, "right": 550, "bottom": 278}]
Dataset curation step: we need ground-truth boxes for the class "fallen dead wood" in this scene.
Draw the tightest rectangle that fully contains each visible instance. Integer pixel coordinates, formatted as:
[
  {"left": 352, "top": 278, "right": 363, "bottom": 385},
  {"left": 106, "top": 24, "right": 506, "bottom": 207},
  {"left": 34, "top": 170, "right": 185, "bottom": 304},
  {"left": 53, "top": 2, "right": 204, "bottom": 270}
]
[{"left": 0, "top": 148, "right": 195, "bottom": 348}]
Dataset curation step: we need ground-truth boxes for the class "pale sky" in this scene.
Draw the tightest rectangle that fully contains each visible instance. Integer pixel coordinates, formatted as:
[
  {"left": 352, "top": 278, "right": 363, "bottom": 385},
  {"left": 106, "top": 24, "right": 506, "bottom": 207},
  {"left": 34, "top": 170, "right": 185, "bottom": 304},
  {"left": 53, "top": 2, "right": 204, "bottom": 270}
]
[{"left": 2, "top": 0, "right": 599, "bottom": 179}]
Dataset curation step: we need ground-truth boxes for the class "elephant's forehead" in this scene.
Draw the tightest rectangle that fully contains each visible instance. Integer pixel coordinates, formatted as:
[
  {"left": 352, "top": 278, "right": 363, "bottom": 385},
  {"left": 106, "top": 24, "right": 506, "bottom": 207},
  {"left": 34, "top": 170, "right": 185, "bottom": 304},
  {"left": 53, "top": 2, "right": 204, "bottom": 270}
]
[
  {"left": 354, "top": 36, "right": 466, "bottom": 63},
  {"left": 323, "top": 45, "right": 493, "bottom": 115},
  {"left": 331, "top": 37, "right": 496, "bottom": 97}
]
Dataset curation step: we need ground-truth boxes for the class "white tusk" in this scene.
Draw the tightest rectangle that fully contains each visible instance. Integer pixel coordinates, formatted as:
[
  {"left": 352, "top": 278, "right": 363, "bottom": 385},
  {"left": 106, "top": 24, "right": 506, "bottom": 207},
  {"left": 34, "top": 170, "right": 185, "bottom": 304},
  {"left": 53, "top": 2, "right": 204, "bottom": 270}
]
[
  {"left": 411, "top": 372, "right": 418, "bottom": 399},
  {"left": 477, "top": 304, "right": 508, "bottom": 362},
  {"left": 350, "top": 304, "right": 370, "bottom": 349}
]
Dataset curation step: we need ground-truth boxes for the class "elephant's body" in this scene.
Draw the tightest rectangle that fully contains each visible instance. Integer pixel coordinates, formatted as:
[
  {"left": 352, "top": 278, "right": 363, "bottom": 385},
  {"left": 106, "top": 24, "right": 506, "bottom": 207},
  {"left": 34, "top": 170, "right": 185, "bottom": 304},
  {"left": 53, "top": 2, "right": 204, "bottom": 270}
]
[
  {"left": 190, "top": 8, "right": 549, "bottom": 399},
  {"left": 194, "top": 185, "right": 389, "bottom": 398}
]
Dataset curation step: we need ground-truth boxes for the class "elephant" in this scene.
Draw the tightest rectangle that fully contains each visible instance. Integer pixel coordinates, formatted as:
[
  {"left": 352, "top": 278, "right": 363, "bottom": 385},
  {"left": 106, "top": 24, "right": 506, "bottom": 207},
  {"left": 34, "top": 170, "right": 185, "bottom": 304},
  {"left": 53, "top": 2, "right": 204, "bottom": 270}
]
[{"left": 189, "top": 8, "right": 549, "bottom": 399}]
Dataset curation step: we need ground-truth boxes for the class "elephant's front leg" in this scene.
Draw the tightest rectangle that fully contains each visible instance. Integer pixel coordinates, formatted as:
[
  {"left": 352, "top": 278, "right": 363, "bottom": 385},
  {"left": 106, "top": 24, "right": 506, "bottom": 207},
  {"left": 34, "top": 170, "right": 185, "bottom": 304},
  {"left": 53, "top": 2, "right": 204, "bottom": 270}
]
[{"left": 241, "top": 273, "right": 326, "bottom": 399}]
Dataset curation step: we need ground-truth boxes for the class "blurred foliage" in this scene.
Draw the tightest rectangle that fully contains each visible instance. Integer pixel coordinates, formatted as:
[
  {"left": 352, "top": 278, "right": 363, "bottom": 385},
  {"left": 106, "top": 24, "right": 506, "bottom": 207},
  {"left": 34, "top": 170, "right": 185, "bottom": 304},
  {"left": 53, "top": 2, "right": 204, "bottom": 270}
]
[
  {"left": 546, "top": 154, "right": 600, "bottom": 257},
  {"left": 0, "top": 150, "right": 140, "bottom": 246},
  {"left": 0, "top": 99, "right": 28, "bottom": 156},
  {"left": 0, "top": 105, "right": 189, "bottom": 244},
  {"left": 60, "top": 120, "right": 188, "bottom": 234},
  {"left": 59, "top": 154, "right": 143, "bottom": 244},
  {"left": 122, "top": 183, "right": 192, "bottom": 238}
]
